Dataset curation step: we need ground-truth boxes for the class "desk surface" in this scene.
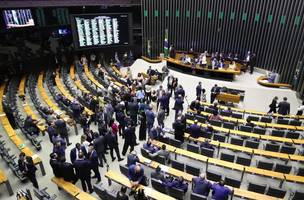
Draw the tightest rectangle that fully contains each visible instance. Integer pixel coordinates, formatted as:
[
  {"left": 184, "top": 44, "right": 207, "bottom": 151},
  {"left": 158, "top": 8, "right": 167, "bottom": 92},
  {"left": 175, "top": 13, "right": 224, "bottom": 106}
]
[
  {"left": 257, "top": 76, "right": 292, "bottom": 88},
  {"left": 75, "top": 192, "right": 97, "bottom": 200},
  {"left": 105, "top": 170, "right": 175, "bottom": 200},
  {"left": 52, "top": 177, "right": 81, "bottom": 197},
  {"left": 0, "top": 170, "right": 7, "bottom": 183}
]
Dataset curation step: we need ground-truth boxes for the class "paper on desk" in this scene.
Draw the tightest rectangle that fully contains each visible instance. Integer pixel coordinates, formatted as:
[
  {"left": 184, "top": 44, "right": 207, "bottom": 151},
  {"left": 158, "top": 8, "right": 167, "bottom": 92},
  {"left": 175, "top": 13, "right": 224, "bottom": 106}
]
[
  {"left": 32, "top": 154, "right": 39, "bottom": 160},
  {"left": 161, "top": 165, "right": 169, "bottom": 172}
]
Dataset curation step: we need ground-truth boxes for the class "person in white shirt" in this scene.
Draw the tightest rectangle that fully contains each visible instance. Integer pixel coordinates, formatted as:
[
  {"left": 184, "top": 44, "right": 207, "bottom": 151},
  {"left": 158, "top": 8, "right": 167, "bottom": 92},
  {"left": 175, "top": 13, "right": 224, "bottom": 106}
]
[{"left": 296, "top": 101, "right": 304, "bottom": 115}]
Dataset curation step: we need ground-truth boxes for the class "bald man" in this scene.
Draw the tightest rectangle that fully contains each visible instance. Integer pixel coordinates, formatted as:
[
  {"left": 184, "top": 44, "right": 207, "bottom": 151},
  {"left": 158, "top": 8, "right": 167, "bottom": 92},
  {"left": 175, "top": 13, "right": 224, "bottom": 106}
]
[{"left": 192, "top": 173, "right": 212, "bottom": 196}]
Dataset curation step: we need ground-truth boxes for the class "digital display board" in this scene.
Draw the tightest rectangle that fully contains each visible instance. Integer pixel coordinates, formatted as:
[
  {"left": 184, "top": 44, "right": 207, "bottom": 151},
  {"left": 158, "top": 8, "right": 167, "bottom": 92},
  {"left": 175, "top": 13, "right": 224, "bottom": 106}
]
[{"left": 3, "top": 9, "right": 35, "bottom": 29}]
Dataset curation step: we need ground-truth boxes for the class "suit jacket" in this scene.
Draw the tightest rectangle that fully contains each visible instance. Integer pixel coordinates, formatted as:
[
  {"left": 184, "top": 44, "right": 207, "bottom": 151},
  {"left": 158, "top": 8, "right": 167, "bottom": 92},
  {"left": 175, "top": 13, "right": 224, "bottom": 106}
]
[
  {"left": 50, "top": 159, "right": 62, "bottom": 178},
  {"left": 127, "top": 154, "right": 139, "bottom": 167},
  {"left": 55, "top": 119, "right": 68, "bottom": 136},
  {"left": 124, "top": 126, "right": 136, "bottom": 144},
  {"left": 70, "top": 146, "right": 87, "bottom": 163},
  {"left": 146, "top": 110, "right": 155, "bottom": 125},
  {"left": 128, "top": 102, "right": 139, "bottom": 116},
  {"left": 278, "top": 101, "right": 290, "bottom": 115},
  {"left": 105, "top": 133, "right": 118, "bottom": 148},
  {"left": 73, "top": 159, "right": 91, "bottom": 179},
  {"left": 61, "top": 161, "right": 77, "bottom": 182},
  {"left": 174, "top": 98, "right": 184, "bottom": 111},
  {"left": 93, "top": 136, "right": 106, "bottom": 154},
  {"left": 88, "top": 150, "right": 99, "bottom": 168},
  {"left": 151, "top": 171, "right": 166, "bottom": 182}
]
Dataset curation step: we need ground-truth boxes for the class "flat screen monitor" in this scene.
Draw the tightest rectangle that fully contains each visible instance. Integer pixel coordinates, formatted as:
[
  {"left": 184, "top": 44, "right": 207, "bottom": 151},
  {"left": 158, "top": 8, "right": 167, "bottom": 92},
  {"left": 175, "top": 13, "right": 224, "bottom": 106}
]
[
  {"left": 3, "top": 9, "right": 35, "bottom": 29},
  {"left": 71, "top": 13, "right": 131, "bottom": 49}
]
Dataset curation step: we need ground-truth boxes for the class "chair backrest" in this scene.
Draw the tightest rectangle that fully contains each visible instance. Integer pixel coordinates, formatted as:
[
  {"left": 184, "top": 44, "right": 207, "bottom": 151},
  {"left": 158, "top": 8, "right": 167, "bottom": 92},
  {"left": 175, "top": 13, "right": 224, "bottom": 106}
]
[
  {"left": 236, "top": 156, "right": 251, "bottom": 166},
  {"left": 151, "top": 178, "right": 167, "bottom": 194},
  {"left": 205, "top": 107, "right": 214, "bottom": 114},
  {"left": 245, "top": 140, "right": 259, "bottom": 149},
  {"left": 213, "top": 133, "right": 226, "bottom": 142},
  {"left": 106, "top": 190, "right": 117, "bottom": 200},
  {"left": 271, "top": 130, "right": 285, "bottom": 137},
  {"left": 266, "top": 186, "right": 286, "bottom": 198},
  {"left": 239, "top": 125, "right": 252, "bottom": 133},
  {"left": 285, "top": 131, "right": 300, "bottom": 139},
  {"left": 253, "top": 127, "right": 266, "bottom": 135},
  {"left": 186, "top": 165, "right": 200, "bottom": 176},
  {"left": 195, "top": 115, "right": 207, "bottom": 123},
  {"left": 232, "top": 113, "right": 242, "bottom": 119},
  {"left": 248, "top": 182, "right": 267, "bottom": 194},
  {"left": 280, "top": 145, "right": 296, "bottom": 154},
  {"left": 260, "top": 117, "right": 272, "bottom": 123},
  {"left": 186, "top": 113, "right": 194, "bottom": 120},
  {"left": 296, "top": 167, "right": 304, "bottom": 176},
  {"left": 277, "top": 118, "right": 289, "bottom": 125},
  {"left": 274, "top": 163, "right": 292, "bottom": 174},
  {"left": 221, "top": 111, "right": 232, "bottom": 117},
  {"left": 209, "top": 120, "right": 222, "bottom": 127},
  {"left": 119, "top": 164, "right": 129, "bottom": 177},
  {"left": 171, "top": 160, "right": 185, "bottom": 171},
  {"left": 169, "top": 138, "right": 182, "bottom": 148},
  {"left": 93, "top": 184, "right": 107, "bottom": 199},
  {"left": 206, "top": 170, "right": 222, "bottom": 182},
  {"left": 230, "top": 137, "right": 244, "bottom": 146},
  {"left": 289, "top": 120, "right": 302, "bottom": 126},
  {"left": 201, "top": 147, "right": 214, "bottom": 158},
  {"left": 187, "top": 143, "right": 200, "bottom": 154},
  {"left": 292, "top": 191, "right": 304, "bottom": 200},
  {"left": 247, "top": 115, "right": 260, "bottom": 122},
  {"left": 156, "top": 155, "right": 166, "bottom": 165},
  {"left": 257, "top": 161, "right": 274, "bottom": 170},
  {"left": 224, "top": 176, "right": 241, "bottom": 188},
  {"left": 141, "top": 148, "right": 151, "bottom": 159},
  {"left": 202, "top": 131, "right": 213, "bottom": 139},
  {"left": 190, "top": 192, "right": 207, "bottom": 200},
  {"left": 265, "top": 143, "right": 280, "bottom": 152},
  {"left": 220, "top": 153, "right": 235, "bottom": 162},
  {"left": 223, "top": 122, "right": 235, "bottom": 130},
  {"left": 168, "top": 185, "right": 185, "bottom": 200}
]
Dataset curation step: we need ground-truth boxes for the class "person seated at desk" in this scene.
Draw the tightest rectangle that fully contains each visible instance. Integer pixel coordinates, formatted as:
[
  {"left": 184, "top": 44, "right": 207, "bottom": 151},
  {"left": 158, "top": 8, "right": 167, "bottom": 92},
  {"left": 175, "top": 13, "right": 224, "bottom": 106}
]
[
  {"left": 164, "top": 176, "right": 188, "bottom": 193},
  {"left": 218, "top": 60, "right": 225, "bottom": 69},
  {"left": 222, "top": 107, "right": 232, "bottom": 116},
  {"left": 149, "top": 144, "right": 170, "bottom": 163},
  {"left": 200, "top": 138, "right": 214, "bottom": 150},
  {"left": 190, "top": 100, "right": 201, "bottom": 112},
  {"left": 246, "top": 118, "right": 255, "bottom": 128},
  {"left": 184, "top": 55, "right": 192, "bottom": 64},
  {"left": 149, "top": 126, "right": 163, "bottom": 140},
  {"left": 201, "top": 51, "right": 208, "bottom": 67},
  {"left": 210, "top": 102, "right": 219, "bottom": 112},
  {"left": 180, "top": 53, "right": 186, "bottom": 62},
  {"left": 127, "top": 151, "right": 139, "bottom": 167},
  {"left": 267, "top": 71, "right": 277, "bottom": 83},
  {"left": 117, "top": 186, "right": 129, "bottom": 200},
  {"left": 143, "top": 138, "right": 159, "bottom": 154},
  {"left": 211, "top": 58, "right": 218, "bottom": 69},
  {"left": 209, "top": 110, "right": 223, "bottom": 121},
  {"left": 229, "top": 61, "right": 237, "bottom": 70},
  {"left": 151, "top": 166, "right": 167, "bottom": 182},
  {"left": 188, "top": 120, "right": 202, "bottom": 139},
  {"left": 128, "top": 164, "right": 147, "bottom": 188},
  {"left": 24, "top": 115, "right": 40, "bottom": 136},
  {"left": 192, "top": 173, "right": 212, "bottom": 196},
  {"left": 147, "top": 66, "right": 156, "bottom": 76},
  {"left": 211, "top": 179, "right": 233, "bottom": 200}
]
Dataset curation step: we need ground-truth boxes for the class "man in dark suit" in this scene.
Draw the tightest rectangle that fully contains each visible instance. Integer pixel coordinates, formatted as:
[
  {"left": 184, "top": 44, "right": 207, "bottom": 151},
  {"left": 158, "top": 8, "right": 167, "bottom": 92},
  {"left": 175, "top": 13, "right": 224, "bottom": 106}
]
[
  {"left": 93, "top": 132, "right": 107, "bottom": 167},
  {"left": 278, "top": 97, "right": 290, "bottom": 115},
  {"left": 73, "top": 152, "right": 93, "bottom": 193},
  {"left": 49, "top": 153, "right": 62, "bottom": 178},
  {"left": 196, "top": 82, "right": 202, "bottom": 100},
  {"left": 189, "top": 120, "right": 202, "bottom": 139},
  {"left": 128, "top": 99, "right": 139, "bottom": 126},
  {"left": 173, "top": 117, "right": 185, "bottom": 143},
  {"left": 88, "top": 144, "right": 101, "bottom": 183},
  {"left": 122, "top": 123, "right": 136, "bottom": 156},
  {"left": 192, "top": 173, "right": 212, "bottom": 196},
  {"left": 151, "top": 166, "right": 166, "bottom": 182},
  {"left": 55, "top": 115, "right": 71, "bottom": 146},
  {"left": 70, "top": 143, "right": 87, "bottom": 164},
  {"left": 210, "top": 84, "right": 220, "bottom": 103},
  {"left": 145, "top": 107, "right": 155, "bottom": 133},
  {"left": 105, "top": 130, "right": 124, "bottom": 162},
  {"left": 60, "top": 158, "right": 78, "bottom": 184},
  {"left": 127, "top": 151, "right": 139, "bottom": 167},
  {"left": 173, "top": 95, "right": 184, "bottom": 119}
]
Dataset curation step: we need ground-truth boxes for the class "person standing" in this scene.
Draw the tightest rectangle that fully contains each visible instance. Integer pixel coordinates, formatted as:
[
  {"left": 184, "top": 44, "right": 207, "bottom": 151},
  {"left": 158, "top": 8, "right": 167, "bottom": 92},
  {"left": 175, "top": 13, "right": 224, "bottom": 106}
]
[
  {"left": 25, "top": 156, "right": 39, "bottom": 189},
  {"left": 157, "top": 107, "right": 165, "bottom": 128},
  {"left": 93, "top": 132, "right": 107, "bottom": 167},
  {"left": 210, "top": 84, "right": 220, "bottom": 104},
  {"left": 173, "top": 95, "right": 184, "bottom": 119},
  {"left": 128, "top": 99, "right": 139, "bottom": 126},
  {"left": 122, "top": 123, "right": 136, "bottom": 156},
  {"left": 167, "top": 75, "right": 174, "bottom": 96},
  {"left": 268, "top": 96, "right": 278, "bottom": 114},
  {"left": 55, "top": 116, "right": 71, "bottom": 146},
  {"left": 74, "top": 152, "right": 93, "bottom": 193},
  {"left": 173, "top": 117, "right": 185, "bottom": 143},
  {"left": 88, "top": 144, "right": 101, "bottom": 183},
  {"left": 192, "top": 173, "right": 212, "bottom": 196},
  {"left": 278, "top": 97, "right": 290, "bottom": 115},
  {"left": 60, "top": 158, "right": 78, "bottom": 184},
  {"left": 105, "top": 130, "right": 124, "bottom": 162},
  {"left": 196, "top": 82, "right": 202, "bottom": 100},
  {"left": 49, "top": 153, "right": 62, "bottom": 178},
  {"left": 139, "top": 111, "right": 147, "bottom": 141},
  {"left": 145, "top": 107, "right": 155, "bottom": 133},
  {"left": 296, "top": 101, "right": 304, "bottom": 115},
  {"left": 70, "top": 143, "right": 87, "bottom": 164}
]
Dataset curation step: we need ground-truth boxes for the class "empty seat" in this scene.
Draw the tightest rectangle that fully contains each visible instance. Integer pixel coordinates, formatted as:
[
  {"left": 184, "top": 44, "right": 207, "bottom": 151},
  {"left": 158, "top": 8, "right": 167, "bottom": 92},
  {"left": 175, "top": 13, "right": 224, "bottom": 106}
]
[
  {"left": 289, "top": 120, "right": 302, "bottom": 126},
  {"left": 236, "top": 156, "right": 251, "bottom": 166},
  {"left": 280, "top": 145, "right": 296, "bottom": 154},
  {"left": 202, "top": 131, "right": 212, "bottom": 139},
  {"left": 168, "top": 186, "right": 185, "bottom": 200},
  {"left": 195, "top": 115, "right": 207, "bottom": 123},
  {"left": 220, "top": 153, "right": 235, "bottom": 162},
  {"left": 266, "top": 186, "right": 286, "bottom": 198},
  {"left": 245, "top": 140, "right": 259, "bottom": 149},
  {"left": 271, "top": 130, "right": 285, "bottom": 137},
  {"left": 239, "top": 125, "right": 253, "bottom": 132},
  {"left": 206, "top": 170, "right": 222, "bottom": 182},
  {"left": 247, "top": 115, "right": 260, "bottom": 122},
  {"left": 260, "top": 117, "right": 272, "bottom": 123},
  {"left": 290, "top": 191, "right": 304, "bottom": 200},
  {"left": 141, "top": 148, "right": 151, "bottom": 159},
  {"left": 220, "top": 111, "right": 232, "bottom": 117},
  {"left": 119, "top": 164, "right": 129, "bottom": 177},
  {"left": 286, "top": 131, "right": 300, "bottom": 139},
  {"left": 274, "top": 163, "right": 292, "bottom": 174},
  {"left": 190, "top": 192, "right": 207, "bottom": 200},
  {"left": 257, "top": 161, "right": 274, "bottom": 170},
  {"left": 187, "top": 143, "right": 200, "bottom": 153},
  {"left": 106, "top": 190, "right": 117, "bottom": 200},
  {"left": 223, "top": 122, "right": 235, "bottom": 129},
  {"left": 209, "top": 120, "right": 222, "bottom": 127},
  {"left": 171, "top": 160, "right": 185, "bottom": 171},
  {"left": 186, "top": 165, "right": 200, "bottom": 176},
  {"left": 265, "top": 143, "right": 280, "bottom": 152},
  {"left": 186, "top": 113, "right": 195, "bottom": 120},
  {"left": 213, "top": 133, "right": 226, "bottom": 142},
  {"left": 248, "top": 182, "right": 267, "bottom": 194},
  {"left": 205, "top": 107, "right": 214, "bottom": 114},
  {"left": 201, "top": 147, "right": 214, "bottom": 158},
  {"left": 232, "top": 113, "right": 242, "bottom": 119},
  {"left": 151, "top": 178, "right": 167, "bottom": 194},
  {"left": 296, "top": 167, "right": 304, "bottom": 176},
  {"left": 224, "top": 176, "right": 241, "bottom": 188},
  {"left": 277, "top": 118, "right": 289, "bottom": 125},
  {"left": 156, "top": 155, "right": 166, "bottom": 165},
  {"left": 253, "top": 127, "right": 266, "bottom": 135},
  {"left": 169, "top": 138, "right": 182, "bottom": 147},
  {"left": 93, "top": 184, "right": 107, "bottom": 199},
  {"left": 230, "top": 137, "right": 244, "bottom": 146}
]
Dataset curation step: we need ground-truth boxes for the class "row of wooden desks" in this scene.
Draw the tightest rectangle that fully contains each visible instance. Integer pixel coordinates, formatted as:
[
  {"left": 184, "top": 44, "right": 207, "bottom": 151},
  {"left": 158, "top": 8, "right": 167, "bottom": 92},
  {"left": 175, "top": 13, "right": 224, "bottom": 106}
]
[
  {"left": 199, "top": 101, "right": 304, "bottom": 120},
  {"left": 105, "top": 170, "right": 176, "bottom": 200},
  {"left": 0, "top": 170, "right": 13, "bottom": 196},
  {"left": 186, "top": 119, "right": 304, "bottom": 145},
  {"left": 138, "top": 155, "right": 280, "bottom": 200},
  {"left": 70, "top": 65, "right": 90, "bottom": 94},
  {"left": 152, "top": 140, "right": 304, "bottom": 184}
]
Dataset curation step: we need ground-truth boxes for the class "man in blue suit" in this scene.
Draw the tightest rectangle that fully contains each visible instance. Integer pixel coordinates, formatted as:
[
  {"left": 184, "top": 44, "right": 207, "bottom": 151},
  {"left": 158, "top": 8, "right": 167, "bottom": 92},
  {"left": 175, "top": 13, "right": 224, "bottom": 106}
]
[
  {"left": 189, "top": 120, "right": 202, "bottom": 139},
  {"left": 192, "top": 173, "right": 212, "bottom": 196},
  {"left": 73, "top": 152, "right": 93, "bottom": 193},
  {"left": 145, "top": 106, "right": 155, "bottom": 133},
  {"left": 88, "top": 144, "right": 101, "bottom": 183},
  {"left": 70, "top": 143, "right": 87, "bottom": 164}
]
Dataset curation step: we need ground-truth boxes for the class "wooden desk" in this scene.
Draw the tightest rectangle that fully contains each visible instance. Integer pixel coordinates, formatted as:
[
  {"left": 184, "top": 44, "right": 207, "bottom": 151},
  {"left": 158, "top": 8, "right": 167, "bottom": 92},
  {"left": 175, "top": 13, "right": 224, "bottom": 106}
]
[
  {"left": 216, "top": 93, "right": 241, "bottom": 103},
  {"left": 138, "top": 156, "right": 280, "bottom": 200},
  {"left": 18, "top": 75, "right": 26, "bottom": 98},
  {"left": 186, "top": 119, "right": 304, "bottom": 145},
  {"left": 52, "top": 177, "right": 81, "bottom": 197},
  {"left": 152, "top": 141, "right": 304, "bottom": 184},
  {"left": 0, "top": 170, "right": 13, "bottom": 196},
  {"left": 105, "top": 170, "right": 175, "bottom": 200},
  {"left": 70, "top": 65, "right": 90, "bottom": 94},
  {"left": 257, "top": 76, "right": 292, "bottom": 88},
  {"left": 84, "top": 65, "right": 105, "bottom": 89},
  {"left": 141, "top": 56, "right": 163, "bottom": 63}
]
